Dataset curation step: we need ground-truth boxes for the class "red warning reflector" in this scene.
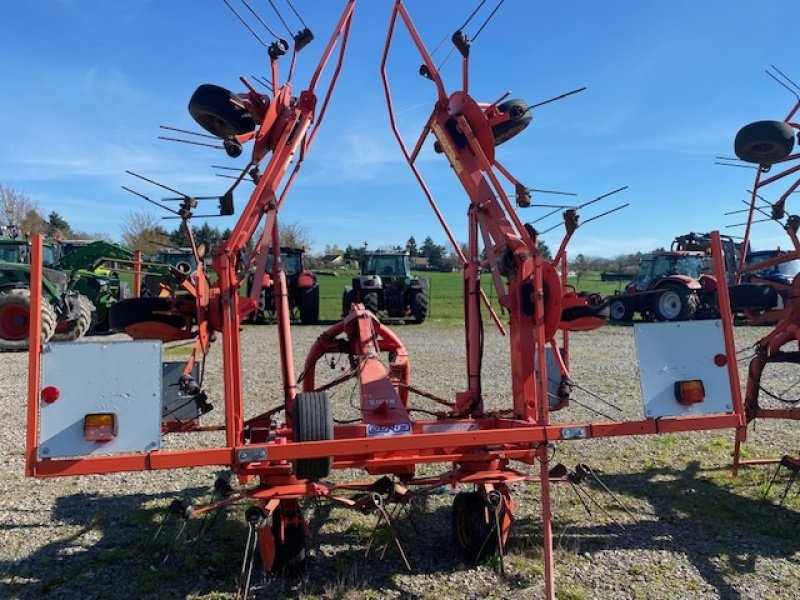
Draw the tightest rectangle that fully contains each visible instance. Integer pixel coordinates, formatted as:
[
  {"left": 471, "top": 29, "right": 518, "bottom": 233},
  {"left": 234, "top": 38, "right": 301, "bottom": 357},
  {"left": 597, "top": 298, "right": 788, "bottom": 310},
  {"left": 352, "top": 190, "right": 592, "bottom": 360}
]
[
  {"left": 83, "top": 413, "right": 117, "bottom": 442},
  {"left": 41, "top": 386, "right": 60, "bottom": 404},
  {"left": 674, "top": 380, "right": 705, "bottom": 405},
  {"left": 713, "top": 354, "right": 727, "bottom": 367}
]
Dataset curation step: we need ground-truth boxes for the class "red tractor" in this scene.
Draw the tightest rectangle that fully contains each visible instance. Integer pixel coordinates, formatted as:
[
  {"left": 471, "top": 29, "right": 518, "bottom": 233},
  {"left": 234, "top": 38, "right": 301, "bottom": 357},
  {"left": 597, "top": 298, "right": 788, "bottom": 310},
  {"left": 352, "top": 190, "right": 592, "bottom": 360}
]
[
  {"left": 609, "top": 232, "right": 738, "bottom": 322},
  {"left": 247, "top": 246, "right": 319, "bottom": 325}
]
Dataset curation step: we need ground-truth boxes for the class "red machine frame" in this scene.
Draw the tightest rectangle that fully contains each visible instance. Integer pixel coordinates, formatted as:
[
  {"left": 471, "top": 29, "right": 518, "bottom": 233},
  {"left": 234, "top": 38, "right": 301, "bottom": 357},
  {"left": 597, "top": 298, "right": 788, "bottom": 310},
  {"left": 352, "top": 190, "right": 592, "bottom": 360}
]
[{"left": 25, "top": 2, "right": 748, "bottom": 598}]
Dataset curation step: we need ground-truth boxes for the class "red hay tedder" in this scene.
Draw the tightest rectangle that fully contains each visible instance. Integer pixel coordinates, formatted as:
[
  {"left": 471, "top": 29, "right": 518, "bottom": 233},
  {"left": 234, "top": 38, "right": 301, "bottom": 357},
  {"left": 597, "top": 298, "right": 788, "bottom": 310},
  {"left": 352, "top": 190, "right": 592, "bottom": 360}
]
[{"left": 24, "top": 2, "right": 755, "bottom": 598}]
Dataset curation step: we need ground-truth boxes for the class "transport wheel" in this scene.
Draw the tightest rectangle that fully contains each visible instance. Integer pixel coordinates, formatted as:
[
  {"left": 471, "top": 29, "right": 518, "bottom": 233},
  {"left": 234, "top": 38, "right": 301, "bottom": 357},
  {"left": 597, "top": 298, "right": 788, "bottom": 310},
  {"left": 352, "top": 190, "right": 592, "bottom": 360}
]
[
  {"left": 654, "top": 283, "right": 697, "bottom": 321},
  {"left": 410, "top": 290, "right": 428, "bottom": 323},
  {"left": 452, "top": 492, "right": 498, "bottom": 562},
  {"left": 0, "top": 289, "right": 56, "bottom": 351},
  {"left": 52, "top": 294, "right": 94, "bottom": 341},
  {"left": 292, "top": 391, "right": 333, "bottom": 480},
  {"left": 491, "top": 99, "right": 532, "bottom": 146},
  {"left": 728, "top": 283, "right": 779, "bottom": 310},
  {"left": 270, "top": 506, "right": 307, "bottom": 576},
  {"left": 109, "top": 297, "right": 186, "bottom": 332},
  {"left": 299, "top": 286, "right": 320, "bottom": 325},
  {"left": 734, "top": 120, "right": 795, "bottom": 165},
  {"left": 608, "top": 299, "right": 632, "bottom": 322},
  {"left": 188, "top": 84, "right": 257, "bottom": 138},
  {"left": 361, "top": 292, "right": 380, "bottom": 315}
]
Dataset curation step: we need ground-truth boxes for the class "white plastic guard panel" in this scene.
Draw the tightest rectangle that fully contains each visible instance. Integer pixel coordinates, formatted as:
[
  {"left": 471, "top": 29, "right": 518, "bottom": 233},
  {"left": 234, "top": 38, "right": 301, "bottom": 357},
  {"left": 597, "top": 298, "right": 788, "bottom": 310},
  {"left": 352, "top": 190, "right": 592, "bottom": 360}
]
[
  {"left": 634, "top": 320, "right": 734, "bottom": 419},
  {"left": 39, "top": 341, "right": 162, "bottom": 458}
]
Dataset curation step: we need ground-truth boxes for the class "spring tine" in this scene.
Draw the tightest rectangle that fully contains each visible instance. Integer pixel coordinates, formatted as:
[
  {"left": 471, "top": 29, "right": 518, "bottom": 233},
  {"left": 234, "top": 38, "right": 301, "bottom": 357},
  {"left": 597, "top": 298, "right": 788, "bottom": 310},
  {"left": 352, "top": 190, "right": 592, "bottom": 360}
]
[
  {"left": 576, "top": 485, "right": 625, "bottom": 530},
  {"left": 763, "top": 463, "right": 783, "bottom": 498},
  {"left": 779, "top": 470, "right": 799, "bottom": 506}
]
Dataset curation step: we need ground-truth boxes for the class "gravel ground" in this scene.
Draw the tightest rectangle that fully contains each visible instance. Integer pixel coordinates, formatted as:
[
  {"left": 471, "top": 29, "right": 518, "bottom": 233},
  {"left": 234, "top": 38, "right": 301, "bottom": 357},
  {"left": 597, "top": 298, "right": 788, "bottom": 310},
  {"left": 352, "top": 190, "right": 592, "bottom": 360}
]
[{"left": 1, "top": 322, "right": 800, "bottom": 599}]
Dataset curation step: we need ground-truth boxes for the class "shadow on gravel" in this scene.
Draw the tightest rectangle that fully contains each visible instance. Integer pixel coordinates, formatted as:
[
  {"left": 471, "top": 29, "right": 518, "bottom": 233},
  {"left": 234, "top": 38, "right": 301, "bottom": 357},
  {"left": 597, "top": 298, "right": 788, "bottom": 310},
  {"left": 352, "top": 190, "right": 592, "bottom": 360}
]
[{"left": 511, "top": 461, "right": 800, "bottom": 599}]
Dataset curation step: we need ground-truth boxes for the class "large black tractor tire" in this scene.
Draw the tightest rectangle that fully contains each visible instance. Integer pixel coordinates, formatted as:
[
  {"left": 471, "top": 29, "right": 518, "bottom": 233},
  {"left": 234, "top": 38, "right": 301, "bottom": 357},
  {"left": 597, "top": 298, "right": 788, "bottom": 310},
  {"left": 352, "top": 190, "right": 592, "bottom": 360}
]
[
  {"left": 734, "top": 120, "right": 795, "bottom": 165},
  {"left": 292, "top": 391, "right": 333, "bottom": 480},
  {"left": 342, "top": 288, "right": 355, "bottom": 317},
  {"left": 188, "top": 84, "right": 257, "bottom": 139},
  {"left": 728, "top": 283, "right": 779, "bottom": 311},
  {"left": 410, "top": 290, "right": 428, "bottom": 323},
  {"left": 491, "top": 99, "right": 532, "bottom": 146},
  {"left": 109, "top": 297, "right": 186, "bottom": 332},
  {"left": 299, "top": 286, "right": 320, "bottom": 325},
  {"left": 52, "top": 294, "right": 94, "bottom": 342},
  {"left": 608, "top": 298, "right": 633, "bottom": 322},
  {"left": 362, "top": 292, "right": 380, "bottom": 315},
  {"left": 653, "top": 283, "right": 698, "bottom": 321},
  {"left": 270, "top": 507, "right": 307, "bottom": 576},
  {"left": 0, "top": 289, "right": 56, "bottom": 351},
  {"left": 452, "top": 492, "right": 500, "bottom": 562}
]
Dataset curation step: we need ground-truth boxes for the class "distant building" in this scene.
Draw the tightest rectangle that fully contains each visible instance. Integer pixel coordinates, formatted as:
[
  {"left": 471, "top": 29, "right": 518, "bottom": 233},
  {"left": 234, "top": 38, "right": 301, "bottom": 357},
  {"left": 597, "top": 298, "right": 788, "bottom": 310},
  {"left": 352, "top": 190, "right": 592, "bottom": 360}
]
[{"left": 411, "top": 256, "right": 430, "bottom": 270}]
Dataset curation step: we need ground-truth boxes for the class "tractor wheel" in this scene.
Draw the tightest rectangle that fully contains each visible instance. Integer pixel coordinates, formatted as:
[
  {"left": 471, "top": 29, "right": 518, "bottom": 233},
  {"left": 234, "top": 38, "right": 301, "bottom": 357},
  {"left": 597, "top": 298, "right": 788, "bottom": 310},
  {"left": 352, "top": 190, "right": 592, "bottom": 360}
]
[
  {"left": 292, "top": 391, "right": 333, "bottom": 480},
  {"left": 452, "top": 492, "right": 499, "bottom": 562},
  {"left": 653, "top": 283, "right": 698, "bottom": 321},
  {"left": 109, "top": 297, "right": 186, "bottom": 332},
  {"left": 270, "top": 506, "right": 307, "bottom": 575},
  {"left": 188, "top": 84, "right": 257, "bottom": 139},
  {"left": 299, "top": 286, "right": 320, "bottom": 325},
  {"left": 609, "top": 299, "right": 633, "bottom": 322},
  {"left": 491, "top": 99, "right": 532, "bottom": 146},
  {"left": 362, "top": 292, "right": 380, "bottom": 315},
  {"left": 410, "top": 290, "right": 428, "bottom": 323},
  {"left": 52, "top": 295, "right": 94, "bottom": 342},
  {"left": 729, "top": 283, "right": 779, "bottom": 311},
  {"left": 342, "top": 289, "right": 355, "bottom": 317},
  {"left": 0, "top": 289, "right": 56, "bottom": 351},
  {"left": 734, "top": 120, "right": 795, "bottom": 165}
]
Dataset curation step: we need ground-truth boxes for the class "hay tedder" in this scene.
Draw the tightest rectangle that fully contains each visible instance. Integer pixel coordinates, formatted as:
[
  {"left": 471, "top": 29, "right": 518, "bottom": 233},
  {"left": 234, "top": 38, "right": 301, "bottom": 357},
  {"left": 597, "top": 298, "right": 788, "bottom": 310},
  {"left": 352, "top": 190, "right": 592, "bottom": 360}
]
[{"left": 25, "top": 2, "right": 752, "bottom": 598}]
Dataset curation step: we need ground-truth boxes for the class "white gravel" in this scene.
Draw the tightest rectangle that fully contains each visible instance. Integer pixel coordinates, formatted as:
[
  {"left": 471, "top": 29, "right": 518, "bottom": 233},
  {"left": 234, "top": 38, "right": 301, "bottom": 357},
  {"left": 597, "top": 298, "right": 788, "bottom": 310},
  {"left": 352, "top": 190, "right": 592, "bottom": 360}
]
[{"left": 1, "top": 323, "right": 800, "bottom": 599}]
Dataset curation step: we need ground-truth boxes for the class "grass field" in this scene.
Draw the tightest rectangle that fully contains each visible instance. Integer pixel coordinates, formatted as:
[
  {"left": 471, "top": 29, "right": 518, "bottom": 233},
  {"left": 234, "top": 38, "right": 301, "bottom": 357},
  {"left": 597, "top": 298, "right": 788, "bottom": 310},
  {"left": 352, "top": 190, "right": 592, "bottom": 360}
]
[{"left": 316, "top": 270, "right": 623, "bottom": 323}]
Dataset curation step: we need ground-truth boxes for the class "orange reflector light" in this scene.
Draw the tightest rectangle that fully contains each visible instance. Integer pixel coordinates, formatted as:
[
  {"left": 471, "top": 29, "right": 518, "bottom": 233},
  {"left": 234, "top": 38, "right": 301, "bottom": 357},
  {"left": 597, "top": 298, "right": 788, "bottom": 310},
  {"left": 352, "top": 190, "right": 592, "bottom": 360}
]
[
  {"left": 83, "top": 413, "right": 117, "bottom": 442},
  {"left": 675, "top": 380, "right": 705, "bottom": 405}
]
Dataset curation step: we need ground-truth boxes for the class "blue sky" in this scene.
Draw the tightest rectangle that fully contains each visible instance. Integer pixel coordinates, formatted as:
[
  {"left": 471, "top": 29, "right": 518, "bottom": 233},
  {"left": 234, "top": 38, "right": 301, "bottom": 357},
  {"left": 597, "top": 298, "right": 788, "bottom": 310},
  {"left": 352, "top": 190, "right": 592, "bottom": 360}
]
[{"left": 0, "top": 0, "right": 797, "bottom": 257}]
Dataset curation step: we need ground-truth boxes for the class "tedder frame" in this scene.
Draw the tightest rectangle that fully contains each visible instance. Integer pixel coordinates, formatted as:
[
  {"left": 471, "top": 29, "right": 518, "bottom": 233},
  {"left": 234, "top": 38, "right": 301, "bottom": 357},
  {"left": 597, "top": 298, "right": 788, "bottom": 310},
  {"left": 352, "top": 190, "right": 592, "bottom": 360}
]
[{"left": 25, "top": 2, "right": 748, "bottom": 598}]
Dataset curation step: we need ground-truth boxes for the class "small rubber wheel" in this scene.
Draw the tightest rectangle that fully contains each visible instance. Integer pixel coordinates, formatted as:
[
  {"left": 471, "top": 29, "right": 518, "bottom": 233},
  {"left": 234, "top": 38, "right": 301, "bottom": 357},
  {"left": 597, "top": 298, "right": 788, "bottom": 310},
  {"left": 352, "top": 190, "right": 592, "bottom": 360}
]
[
  {"left": 299, "top": 286, "right": 319, "bottom": 325},
  {"left": 734, "top": 120, "right": 795, "bottom": 165},
  {"left": 188, "top": 84, "right": 257, "bottom": 138},
  {"left": 362, "top": 292, "right": 380, "bottom": 315},
  {"left": 109, "top": 297, "right": 186, "bottom": 331},
  {"left": 608, "top": 299, "right": 633, "bottom": 321},
  {"left": 292, "top": 391, "right": 333, "bottom": 480},
  {"left": 452, "top": 492, "right": 498, "bottom": 562},
  {"left": 411, "top": 290, "right": 428, "bottom": 323},
  {"left": 270, "top": 507, "right": 307, "bottom": 576},
  {"left": 491, "top": 99, "right": 532, "bottom": 146}
]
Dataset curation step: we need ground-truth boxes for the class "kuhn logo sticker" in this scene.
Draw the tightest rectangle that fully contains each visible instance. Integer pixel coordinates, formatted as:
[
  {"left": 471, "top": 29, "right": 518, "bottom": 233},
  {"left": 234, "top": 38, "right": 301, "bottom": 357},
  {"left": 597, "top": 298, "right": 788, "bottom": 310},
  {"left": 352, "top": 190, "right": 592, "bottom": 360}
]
[{"left": 366, "top": 423, "right": 412, "bottom": 437}]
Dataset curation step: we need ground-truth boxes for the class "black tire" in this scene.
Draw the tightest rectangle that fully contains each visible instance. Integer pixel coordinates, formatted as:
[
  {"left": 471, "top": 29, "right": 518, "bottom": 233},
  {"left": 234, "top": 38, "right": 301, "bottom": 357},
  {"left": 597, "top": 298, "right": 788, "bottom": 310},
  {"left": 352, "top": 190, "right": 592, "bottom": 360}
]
[
  {"left": 491, "top": 99, "right": 532, "bottom": 146},
  {"left": 270, "top": 507, "right": 307, "bottom": 575},
  {"left": 188, "top": 84, "right": 257, "bottom": 138},
  {"left": 53, "top": 294, "right": 94, "bottom": 341},
  {"left": 411, "top": 290, "right": 428, "bottom": 323},
  {"left": 608, "top": 299, "right": 633, "bottom": 322},
  {"left": 452, "top": 492, "right": 498, "bottom": 562},
  {"left": 299, "top": 286, "right": 320, "bottom": 325},
  {"left": 0, "top": 289, "right": 56, "bottom": 351},
  {"left": 653, "top": 283, "right": 698, "bottom": 321},
  {"left": 561, "top": 302, "right": 610, "bottom": 322},
  {"left": 362, "top": 292, "right": 380, "bottom": 315},
  {"left": 342, "top": 289, "right": 355, "bottom": 317},
  {"left": 734, "top": 120, "right": 795, "bottom": 165},
  {"left": 292, "top": 391, "right": 333, "bottom": 480},
  {"left": 109, "top": 297, "right": 186, "bottom": 332}
]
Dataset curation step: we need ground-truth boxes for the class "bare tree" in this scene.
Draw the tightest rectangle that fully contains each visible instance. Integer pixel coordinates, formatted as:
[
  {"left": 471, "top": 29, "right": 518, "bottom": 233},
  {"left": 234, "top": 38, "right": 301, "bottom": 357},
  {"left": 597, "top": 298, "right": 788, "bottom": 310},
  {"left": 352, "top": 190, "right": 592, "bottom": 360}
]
[
  {"left": 278, "top": 221, "right": 311, "bottom": 249},
  {"left": 121, "top": 210, "right": 169, "bottom": 255},
  {"left": 0, "top": 184, "right": 46, "bottom": 234}
]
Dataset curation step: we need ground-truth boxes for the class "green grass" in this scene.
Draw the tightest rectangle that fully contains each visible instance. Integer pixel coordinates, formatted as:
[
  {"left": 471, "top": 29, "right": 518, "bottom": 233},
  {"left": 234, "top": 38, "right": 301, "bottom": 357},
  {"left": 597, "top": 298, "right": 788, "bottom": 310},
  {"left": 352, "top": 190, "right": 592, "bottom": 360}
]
[{"left": 316, "top": 270, "right": 620, "bottom": 324}]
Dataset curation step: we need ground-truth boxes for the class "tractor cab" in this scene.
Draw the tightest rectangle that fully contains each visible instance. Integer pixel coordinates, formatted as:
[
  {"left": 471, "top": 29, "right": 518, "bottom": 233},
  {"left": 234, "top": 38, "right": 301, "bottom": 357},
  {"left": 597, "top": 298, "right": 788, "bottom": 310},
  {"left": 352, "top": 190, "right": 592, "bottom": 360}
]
[
  {"left": 363, "top": 253, "right": 411, "bottom": 281},
  {"left": 632, "top": 252, "right": 704, "bottom": 290}
]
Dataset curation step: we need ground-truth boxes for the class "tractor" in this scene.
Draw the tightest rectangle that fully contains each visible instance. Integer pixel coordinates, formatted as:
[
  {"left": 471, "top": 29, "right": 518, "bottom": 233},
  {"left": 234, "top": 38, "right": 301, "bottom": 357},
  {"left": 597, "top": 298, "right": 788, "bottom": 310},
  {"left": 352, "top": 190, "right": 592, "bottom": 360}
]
[
  {"left": 342, "top": 252, "right": 428, "bottom": 323},
  {"left": 608, "top": 232, "right": 738, "bottom": 322},
  {"left": 0, "top": 236, "right": 93, "bottom": 350},
  {"left": 246, "top": 246, "right": 320, "bottom": 325}
]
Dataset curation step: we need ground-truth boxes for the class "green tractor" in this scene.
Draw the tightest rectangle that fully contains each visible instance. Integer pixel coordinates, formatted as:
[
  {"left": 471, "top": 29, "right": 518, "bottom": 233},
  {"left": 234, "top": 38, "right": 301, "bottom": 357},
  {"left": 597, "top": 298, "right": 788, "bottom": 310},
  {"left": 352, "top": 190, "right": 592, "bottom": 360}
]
[
  {"left": 0, "top": 237, "right": 94, "bottom": 351},
  {"left": 342, "top": 252, "right": 428, "bottom": 323}
]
